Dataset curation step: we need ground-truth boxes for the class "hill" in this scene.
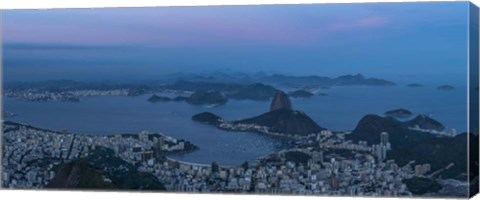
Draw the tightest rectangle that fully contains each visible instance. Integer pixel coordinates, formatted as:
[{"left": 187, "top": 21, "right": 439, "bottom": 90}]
[
  {"left": 405, "top": 114, "right": 445, "bottom": 131},
  {"left": 347, "top": 114, "right": 468, "bottom": 180},
  {"left": 192, "top": 112, "right": 224, "bottom": 125},
  {"left": 46, "top": 159, "right": 118, "bottom": 189},
  {"left": 47, "top": 147, "right": 165, "bottom": 190},
  {"left": 235, "top": 109, "right": 326, "bottom": 136},
  {"left": 388, "top": 133, "right": 468, "bottom": 180}
]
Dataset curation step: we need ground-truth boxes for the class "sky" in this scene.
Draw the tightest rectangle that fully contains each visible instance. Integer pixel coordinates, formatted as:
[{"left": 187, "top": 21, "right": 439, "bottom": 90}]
[{"left": 1, "top": 2, "right": 470, "bottom": 83}]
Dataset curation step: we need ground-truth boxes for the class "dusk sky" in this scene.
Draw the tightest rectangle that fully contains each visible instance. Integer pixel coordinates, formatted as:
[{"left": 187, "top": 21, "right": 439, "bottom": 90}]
[{"left": 2, "top": 2, "right": 470, "bottom": 83}]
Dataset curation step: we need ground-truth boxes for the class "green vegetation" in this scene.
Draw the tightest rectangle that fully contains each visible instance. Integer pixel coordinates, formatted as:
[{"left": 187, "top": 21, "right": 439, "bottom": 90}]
[
  {"left": 284, "top": 151, "right": 311, "bottom": 165},
  {"left": 388, "top": 134, "right": 468, "bottom": 180},
  {"left": 46, "top": 159, "right": 119, "bottom": 189},
  {"left": 325, "top": 149, "right": 356, "bottom": 159},
  {"left": 403, "top": 177, "right": 442, "bottom": 195},
  {"left": 348, "top": 114, "right": 469, "bottom": 180},
  {"left": 49, "top": 147, "right": 165, "bottom": 190}
]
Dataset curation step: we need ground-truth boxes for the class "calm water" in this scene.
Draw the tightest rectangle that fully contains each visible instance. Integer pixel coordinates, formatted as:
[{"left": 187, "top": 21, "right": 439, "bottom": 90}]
[{"left": 2, "top": 84, "right": 468, "bottom": 166}]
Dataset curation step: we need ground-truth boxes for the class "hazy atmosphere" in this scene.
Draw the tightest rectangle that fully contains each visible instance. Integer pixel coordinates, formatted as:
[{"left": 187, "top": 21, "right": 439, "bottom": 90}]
[{"left": 3, "top": 2, "right": 468, "bottom": 82}]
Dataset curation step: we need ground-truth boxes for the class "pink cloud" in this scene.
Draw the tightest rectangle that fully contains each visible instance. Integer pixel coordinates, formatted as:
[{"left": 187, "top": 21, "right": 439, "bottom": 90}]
[
  {"left": 326, "top": 17, "right": 389, "bottom": 32},
  {"left": 4, "top": 18, "right": 316, "bottom": 47}
]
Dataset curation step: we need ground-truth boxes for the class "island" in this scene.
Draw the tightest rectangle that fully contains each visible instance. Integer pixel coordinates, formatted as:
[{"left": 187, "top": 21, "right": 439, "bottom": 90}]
[
  {"left": 437, "top": 85, "right": 455, "bottom": 90},
  {"left": 172, "top": 96, "right": 188, "bottom": 101},
  {"left": 147, "top": 94, "right": 172, "bottom": 103},
  {"left": 192, "top": 112, "right": 224, "bottom": 126},
  {"left": 318, "top": 93, "right": 329, "bottom": 96},
  {"left": 185, "top": 91, "right": 228, "bottom": 105},
  {"left": 384, "top": 109, "right": 413, "bottom": 118},
  {"left": 407, "top": 83, "right": 424, "bottom": 88},
  {"left": 147, "top": 94, "right": 189, "bottom": 103},
  {"left": 288, "top": 90, "right": 314, "bottom": 98}
]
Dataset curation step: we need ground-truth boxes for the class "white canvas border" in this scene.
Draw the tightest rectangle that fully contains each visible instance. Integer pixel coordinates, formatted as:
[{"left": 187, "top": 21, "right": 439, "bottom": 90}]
[{"left": 0, "top": 1, "right": 479, "bottom": 200}]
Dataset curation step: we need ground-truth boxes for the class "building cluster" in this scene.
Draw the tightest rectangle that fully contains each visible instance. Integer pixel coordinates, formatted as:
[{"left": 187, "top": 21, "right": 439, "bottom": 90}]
[
  {"left": 219, "top": 122, "right": 316, "bottom": 139},
  {"left": 317, "top": 131, "right": 391, "bottom": 162},
  {"left": 414, "top": 164, "right": 431, "bottom": 176},
  {"left": 1, "top": 123, "right": 190, "bottom": 189},
  {"left": 2, "top": 124, "right": 75, "bottom": 188},
  {"left": 146, "top": 146, "right": 413, "bottom": 196},
  {"left": 4, "top": 89, "right": 129, "bottom": 102},
  {"left": 2, "top": 122, "right": 437, "bottom": 197},
  {"left": 407, "top": 125, "right": 451, "bottom": 136},
  {"left": 133, "top": 130, "right": 416, "bottom": 196}
]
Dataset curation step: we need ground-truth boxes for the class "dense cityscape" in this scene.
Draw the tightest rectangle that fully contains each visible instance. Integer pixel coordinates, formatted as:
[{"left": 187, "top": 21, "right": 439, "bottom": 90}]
[
  {"left": 3, "top": 118, "right": 461, "bottom": 196},
  {"left": 4, "top": 89, "right": 131, "bottom": 102}
]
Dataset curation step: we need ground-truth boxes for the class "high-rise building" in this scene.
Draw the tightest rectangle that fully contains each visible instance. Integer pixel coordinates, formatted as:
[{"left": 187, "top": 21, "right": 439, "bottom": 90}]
[
  {"left": 139, "top": 131, "right": 149, "bottom": 142},
  {"left": 142, "top": 151, "right": 154, "bottom": 162},
  {"left": 451, "top": 128, "right": 457, "bottom": 137},
  {"left": 312, "top": 151, "right": 324, "bottom": 164},
  {"left": 414, "top": 164, "right": 431, "bottom": 176},
  {"left": 373, "top": 144, "right": 387, "bottom": 162},
  {"left": 414, "top": 165, "right": 423, "bottom": 176},
  {"left": 380, "top": 132, "right": 389, "bottom": 146},
  {"left": 157, "top": 137, "right": 165, "bottom": 150},
  {"left": 211, "top": 162, "right": 220, "bottom": 173},
  {"left": 2, "top": 172, "right": 10, "bottom": 185},
  {"left": 27, "top": 171, "right": 36, "bottom": 184},
  {"left": 330, "top": 173, "right": 339, "bottom": 190}
]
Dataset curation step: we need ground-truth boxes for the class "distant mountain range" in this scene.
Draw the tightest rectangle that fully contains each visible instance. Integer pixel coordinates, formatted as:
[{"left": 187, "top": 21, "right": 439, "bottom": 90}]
[
  {"left": 4, "top": 72, "right": 396, "bottom": 103},
  {"left": 161, "top": 81, "right": 280, "bottom": 101},
  {"left": 174, "top": 72, "right": 396, "bottom": 87},
  {"left": 5, "top": 73, "right": 395, "bottom": 92}
]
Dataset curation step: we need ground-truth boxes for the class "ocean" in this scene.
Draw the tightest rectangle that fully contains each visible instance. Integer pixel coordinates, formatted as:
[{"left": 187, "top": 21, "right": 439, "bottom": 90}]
[{"left": 2, "top": 83, "right": 468, "bottom": 166}]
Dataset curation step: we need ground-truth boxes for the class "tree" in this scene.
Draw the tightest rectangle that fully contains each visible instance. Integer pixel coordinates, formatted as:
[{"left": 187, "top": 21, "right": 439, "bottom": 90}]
[
  {"left": 211, "top": 162, "right": 219, "bottom": 173},
  {"left": 241, "top": 161, "right": 249, "bottom": 171}
]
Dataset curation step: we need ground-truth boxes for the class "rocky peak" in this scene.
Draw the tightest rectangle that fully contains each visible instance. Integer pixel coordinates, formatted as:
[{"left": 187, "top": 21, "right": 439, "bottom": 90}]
[{"left": 270, "top": 91, "right": 293, "bottom": 112}]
